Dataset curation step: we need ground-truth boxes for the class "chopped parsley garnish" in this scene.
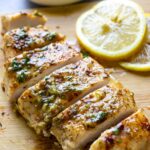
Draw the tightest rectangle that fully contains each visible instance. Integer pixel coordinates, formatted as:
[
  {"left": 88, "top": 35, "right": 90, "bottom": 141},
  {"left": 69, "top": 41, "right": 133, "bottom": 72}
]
[
  {"left": 117, "top": 139, "right": 122, "bottom": 143},
  {"left": 22, "top": 57, "right": 30, "bottom": 64},
  {"left": 112, "top": 124, "right": 124, "bottom": 135},
  {"left": 91, "top": 111, "right": 107, "bottom": 123},
  {"left": 16, "top": 70, "right": 28, "bottom": 83},
  {"left": 48, "top": 85, "right": 59, "bottom": 95},
  {"left": 60, "top": 95, "right": 66, "bottom": 99},
  {"left": 38, "top": 90, "right": 46, "bottom": 96},
  {"left": 65, "top": 76, "right": 73, "bottom": 81},
  {"left": 41, "top": 95, "right": 56, "bottom": 104},
  {"left": 113, "top": 128, "right": 120, "bottom": 135},
  {"left": 82, "top": 51, "right": 89, "bottom": 58},
  {"left": 26, "top": 38, "right": 34, "bottom": 46},
  {"left": 45, "top": 76, "right": 49, "bottom": 81},
  {"left": 11, "top": 59, "right": 22, "bottom": 71},
  {"left": 10, "top": 57, "right": 30, "bottom": 72},
  {"left": 85, "top": 104, "right": 90, "bottom": 109},
  {"left": 44, "top": 32, "right": 56, "bottom": 41},
  {"left": 16, "top": 29, "right": 28, "bottom": 40},
  {"left": 85, "top": 111, "right": 108, "bottom": 128}
]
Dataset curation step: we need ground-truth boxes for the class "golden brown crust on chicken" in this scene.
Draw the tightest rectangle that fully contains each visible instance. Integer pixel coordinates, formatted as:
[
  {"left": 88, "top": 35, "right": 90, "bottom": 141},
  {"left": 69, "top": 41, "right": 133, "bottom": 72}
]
[
  {"left": 51, "top": 80, "right": 137, "bottom": 150},
  {"left": 1, "top": 11, "right": 47, "bottom": 34},
  {"left": 3, "top": 25, "right": 64, "bottom": 60},
  {"left": 17, "top": 57, "right": 109, "bottom": 136},
  {"left": 90, "top": 109, "right": 150, "bottom": 150},
  {"left": 4, "top": 42, "right": 82, "bottom": 101}
]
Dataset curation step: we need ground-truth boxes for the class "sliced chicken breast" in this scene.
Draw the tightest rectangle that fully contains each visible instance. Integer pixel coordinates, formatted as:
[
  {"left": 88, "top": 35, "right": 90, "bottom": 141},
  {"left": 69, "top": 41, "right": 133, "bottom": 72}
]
[
  {"left": 4, "top": 42, "right": 82, "bottom": 101},
  {"left": 2, "top": 25, "right": 64, "bottom": 60},
  {"left": 1, "top": 11, "right": 47, "bottom": 34},
  {"left": 17, "top": 57, "right": 109, "bottom": 136},
  {"left": 51, "top": 79, "right": 137, "bottom": 150},
  {"left": 90, "top": 108, "right": 150, "bottom": 150}
]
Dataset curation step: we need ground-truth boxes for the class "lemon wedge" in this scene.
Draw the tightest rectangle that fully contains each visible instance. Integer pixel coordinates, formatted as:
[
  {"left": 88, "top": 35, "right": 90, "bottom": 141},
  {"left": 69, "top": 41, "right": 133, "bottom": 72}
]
[
  {"left": 76, "top": 0, "right": 146, "bottom": 60},
  {"left": 120, "top": 14, "right": 150, "bottom": 72}
]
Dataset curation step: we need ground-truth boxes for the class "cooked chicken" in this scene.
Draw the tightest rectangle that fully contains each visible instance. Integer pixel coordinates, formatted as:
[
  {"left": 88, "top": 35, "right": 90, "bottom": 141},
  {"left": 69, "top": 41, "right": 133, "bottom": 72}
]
[
  {"left": 1, "top": 11, "right": 47, "bottom": 34},
  {"left": 51, "top": 79, "right": 137, "bottom": 150},
  {"left": 90, "top": 108, "right": 150, "bottom": 150},
  {"left": 17, "top": 57, "right": 109, "bottom": 136},
  {"left": 4, "top": 42, "right": 82, "bottom": 101},
  {"left": 2, "top": 25, "right": 64, "bottom": 60}
]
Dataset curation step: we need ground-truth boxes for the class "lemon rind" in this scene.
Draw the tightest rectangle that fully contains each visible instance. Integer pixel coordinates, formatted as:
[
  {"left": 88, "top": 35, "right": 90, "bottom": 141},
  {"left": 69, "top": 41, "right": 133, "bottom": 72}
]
[{"left": 120, "top": 62, "right": 150, "bottom": 72}]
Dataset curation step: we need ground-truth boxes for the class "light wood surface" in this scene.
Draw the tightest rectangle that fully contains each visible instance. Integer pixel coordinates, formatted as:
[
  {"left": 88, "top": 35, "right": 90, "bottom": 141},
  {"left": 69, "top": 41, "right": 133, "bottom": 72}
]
[{"left": 0, "top": 1, "right": 150, "bottom": 150}]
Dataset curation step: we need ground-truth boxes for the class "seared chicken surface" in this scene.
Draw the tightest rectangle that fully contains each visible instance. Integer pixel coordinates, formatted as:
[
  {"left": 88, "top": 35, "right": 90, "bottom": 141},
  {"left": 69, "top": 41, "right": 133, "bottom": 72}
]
[
  {"left": 3, "top": 25, "right": 64, "bottom": 59},
  {"left": 4, "top": 42, "right": 82, "bottom": 101},
  {"left": 51, "top": 80, "right": 137, "bottom": 150},
  {"left": 90, "top": 109, "right": 150, "bottom": 150},
  {"left": 17, "top": 57, "right": 109, "bottom": 136},
  {"left": 1, "top": 11, "right": 47, "bottom": 34}
]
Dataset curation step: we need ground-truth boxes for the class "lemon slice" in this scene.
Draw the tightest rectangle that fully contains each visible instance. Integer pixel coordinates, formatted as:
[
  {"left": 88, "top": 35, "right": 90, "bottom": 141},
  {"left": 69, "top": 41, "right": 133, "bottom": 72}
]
[
  {"left": 120, "top": 14, "right": 150, "bottom": 72},
  {"left": 76, "top": 0, "right": 146, "bottom": 60},
  {"left": 145, "top": 13, "right": 150, "bottom": 43}
]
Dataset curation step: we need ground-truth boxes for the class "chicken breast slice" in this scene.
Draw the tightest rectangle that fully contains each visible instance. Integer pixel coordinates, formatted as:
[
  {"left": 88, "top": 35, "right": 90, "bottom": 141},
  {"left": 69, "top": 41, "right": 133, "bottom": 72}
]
[
  {"left": 1, "top": 11, "right": 47, "bottom": 34},
  {"left": 2, "top": 25, "right": 64, "bottom": 60},
  {"left": 90, "top": 108, "right": 150, "bottom": 150},
  {"left": 51, "top": 79, "right": 137, "bottom": 150},
  {"left": 4, "top": 42, "right": 82, "bottom": 101},
  {"left": 17, "top": 57, "right": 109, "bottom": 136}
]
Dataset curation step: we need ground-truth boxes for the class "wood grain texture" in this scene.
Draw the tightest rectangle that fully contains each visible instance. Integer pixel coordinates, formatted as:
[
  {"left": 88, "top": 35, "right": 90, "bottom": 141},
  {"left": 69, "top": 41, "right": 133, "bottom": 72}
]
[{"left": 0, "top": 1, "right": 150, "bottom": 150}]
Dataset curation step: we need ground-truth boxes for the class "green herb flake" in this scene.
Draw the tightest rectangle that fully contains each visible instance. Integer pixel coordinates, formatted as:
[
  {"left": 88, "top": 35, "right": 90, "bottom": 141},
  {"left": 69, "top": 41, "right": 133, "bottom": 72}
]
[
  {"left": 10, "top": 59, "right": 22, "bottom": 71},
  {"left": 44, "top": 32, "right": 57, "bottom": 41},
  {"left": 16, "top": 70, "right": 27, "bottom": 83},
  {"left": 85, "top": 111, "right": 108, "bottom": 128},
  {"left": 27, "top": 38, "right": 34, "bottom": 46},
  {"left": 113, "top": 128, "right": 120, "bottom": 135},
  {"left": 10, "top": 56, "right": 31, "bottom": 72},
  {"left": 45, "top": 76, "right": 49, "bottom": 81},
  {"left": 117, "top": 139, "right": 122, "bottom": 143},
  {"left": 82, "top": 51, "right": 89, "bottom": 58},
  {"left": 48, "top": 85, "right": 59, "bottom": 95},
  {"left": 85, "top": 104, "right": 90, "bottom": 108},
  {"left": 17, "top": 29, "right": 28, "bottom": 39},
  {"left": 41, "top": 95, "right": 56, "bottom": 104},
  {"left": 49, "top": 104, "right": 58, "bottom": 112},
  {"left": 65, "top": 76, "right": 73, "bottom": 81},
  {"left": 81, "top": 104, "right": 90, "bottom": 112},
  {"left": 38, "top": 90, "right": 46, "bottom": 96},
  {"left": 22, "top": 57, "right": 30, "bottom": 65},
  {"left": 60, "top": 95, "right": 66, "bottom": 99},
  {"left": 91, "top": 111, "right": 107, "bottom": 123}
]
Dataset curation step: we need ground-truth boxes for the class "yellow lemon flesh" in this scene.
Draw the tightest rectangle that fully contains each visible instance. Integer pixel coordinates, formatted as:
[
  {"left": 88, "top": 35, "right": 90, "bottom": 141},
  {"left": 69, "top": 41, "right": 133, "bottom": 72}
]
[
  {"left": 76, "top": 0, "right": 146, "bottom": 61},
  {"left": 120, "top": 14, "right": 150, "bottom": 72}
]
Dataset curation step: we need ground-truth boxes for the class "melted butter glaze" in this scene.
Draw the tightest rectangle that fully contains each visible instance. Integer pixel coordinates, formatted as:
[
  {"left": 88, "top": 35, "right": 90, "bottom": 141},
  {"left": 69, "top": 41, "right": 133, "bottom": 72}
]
[
  {"left": 4, "top": 26, "right": 63, "bottom": 51},
  {"left": 6, "top": 42, "right": 80, "bottom": 84},
  {"left": 53, "top": 83, "right": 134, "bottom": 130},
  {"left": 18, "top": 57, "right": 108, "bottom": 135},
  {"left": 90, "top": 109, "right": 150, "bottom": 150},
  {"left": 51, "top": 80, "right": 135, "bottom": 150}
]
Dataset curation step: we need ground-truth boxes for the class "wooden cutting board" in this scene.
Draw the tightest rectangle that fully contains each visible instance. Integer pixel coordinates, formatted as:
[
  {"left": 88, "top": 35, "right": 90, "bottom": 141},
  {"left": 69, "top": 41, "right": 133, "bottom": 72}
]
[{"left": 0, "top": 1, "right": 150, "bottom": 150}]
